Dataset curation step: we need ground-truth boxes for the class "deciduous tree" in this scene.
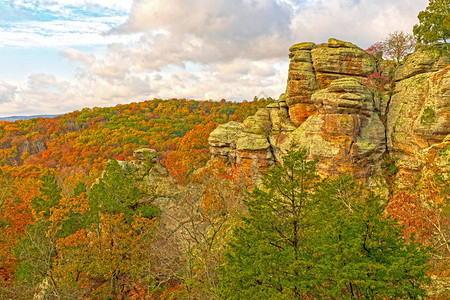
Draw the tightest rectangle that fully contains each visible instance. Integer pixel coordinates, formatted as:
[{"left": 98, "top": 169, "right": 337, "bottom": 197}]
[{"left": 413, "top": 0, "right": 450, "bottom": 45}]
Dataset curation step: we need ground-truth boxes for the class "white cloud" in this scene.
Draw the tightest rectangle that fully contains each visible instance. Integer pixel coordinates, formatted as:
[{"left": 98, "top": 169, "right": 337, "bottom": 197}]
[
  {"left": 291, "top": 0, "right": 428, "bottom": 48},
  {"left": 112, "top": 0, "right": 293, "bottom": 63},
  {"left": 0, "top": 80, "right": 17, "bottom": 103},
  {"left": 60, "top": 49, "right": 96, "bottom": 66}
]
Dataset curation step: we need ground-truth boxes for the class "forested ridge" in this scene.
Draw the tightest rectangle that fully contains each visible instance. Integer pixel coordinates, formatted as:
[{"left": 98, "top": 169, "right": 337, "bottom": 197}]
[
  {"left": 0, "top": 97, "right": 278, "bottom": 298},
  {"left": 0, "top": 98, "right": 272, "bottom": 180}
]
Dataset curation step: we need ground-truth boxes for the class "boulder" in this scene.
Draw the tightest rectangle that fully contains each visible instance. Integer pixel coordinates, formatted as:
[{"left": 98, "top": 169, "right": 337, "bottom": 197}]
[{"left": 134, "top": 148, "right": 157, "bottom": 162}]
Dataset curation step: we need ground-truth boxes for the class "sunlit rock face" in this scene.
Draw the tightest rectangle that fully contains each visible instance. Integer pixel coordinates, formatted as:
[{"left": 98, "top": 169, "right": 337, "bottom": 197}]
[
  {"left": 388, "top": 54, "right": 449, "bottom": 187},
  {"left": 208, "top": 39, "right": 449, "bottom": 184},
  {"left": 281, "top": 78, "right": 385, "bottom": 179}
]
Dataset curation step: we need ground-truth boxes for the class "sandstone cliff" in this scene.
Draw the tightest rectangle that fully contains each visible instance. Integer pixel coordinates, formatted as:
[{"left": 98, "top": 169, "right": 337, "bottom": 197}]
[{"left": 208, "top": 39, "right": 449, "bottom": 187}]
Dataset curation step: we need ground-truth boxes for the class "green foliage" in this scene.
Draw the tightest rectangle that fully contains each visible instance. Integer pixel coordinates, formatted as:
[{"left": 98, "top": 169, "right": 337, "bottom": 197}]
[
  {"left": 73, "top": 181, "right": 86, "bottom": 197},
  {"left": 381, "top": 155, "right": 399, "bottom": 177},
  {"left": 421, "top": 106, "right": 437, "bottom": 126},
  {"left": 13, "top": 221, "right": 57, "bottom": 296},
  {"left": 220, "top": 149, "right": 429, "bottom": 299},
  {"left": 13, "top": 173, "right": 63, "bottom": 294},
  {"left": 413, "top": 0, "right": 450, "bottom": 45},
  {"left": 31, "top": 172, "right": 61, "bottom": 219},
  {"left": 88, "top": 159, "right": 142, "bottom": 220}
]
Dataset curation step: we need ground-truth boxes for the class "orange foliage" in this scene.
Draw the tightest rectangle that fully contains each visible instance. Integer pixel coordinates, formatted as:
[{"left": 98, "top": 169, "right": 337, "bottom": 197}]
[
  {"left": 386, "top": 170, "right": 449, "bottom": 277},
  {"left": 0, "top": 98, "right": 269, "bottom": 178},
  {"left": 165, "top": 121, "right": 218, "bottom": 183},
  {"left": 0, "top": 166, "right": 44, "bottom": 282}
]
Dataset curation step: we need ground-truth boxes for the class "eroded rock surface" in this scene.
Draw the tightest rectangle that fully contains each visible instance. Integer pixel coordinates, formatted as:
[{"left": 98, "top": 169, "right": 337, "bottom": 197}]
[
  {"left": 388, "top": 63, "right": 449, "bottom": 186},
  {"left": 282, "top": 78, "right": 385, "bottom": 178},
  {"left": 209, "top": 39, "right": 449, "bottom": 184}
]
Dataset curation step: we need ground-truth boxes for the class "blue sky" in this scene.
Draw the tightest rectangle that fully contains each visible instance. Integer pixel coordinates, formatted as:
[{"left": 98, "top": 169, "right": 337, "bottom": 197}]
[{"left": 0, "top": 0, "right": 428, "bottom": 117}]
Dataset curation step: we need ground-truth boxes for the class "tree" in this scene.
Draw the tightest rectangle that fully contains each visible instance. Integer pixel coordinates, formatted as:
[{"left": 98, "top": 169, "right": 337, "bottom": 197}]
[
  {"left": 413, "top": 0, "right": 450, "bottom": 45},
  {"left": 87, "top": 159, "right": 158, "bottom": 223},
  {"left": 220, "top": 149, "right": 429, "bottom": 299},
  {"left": 220, "top": 148, "right": 320, "bottom": 299},
  {"left": 383, "top": 31, "right": 416, "bottom": 63},
  {"left": 148, "top": 162, "right": 248, "bottom": 299},
  {"left": 56, "top": 159, "right": 159, "bottom": 299},
  {"left": 13, "top": 172, "right": 64, "bottom": 299}
]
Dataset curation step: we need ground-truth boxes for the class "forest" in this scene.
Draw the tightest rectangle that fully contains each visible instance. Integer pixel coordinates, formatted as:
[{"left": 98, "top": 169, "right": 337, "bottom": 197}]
[{"left": 0, "top": 97, "right": 278, "bottom": 298}]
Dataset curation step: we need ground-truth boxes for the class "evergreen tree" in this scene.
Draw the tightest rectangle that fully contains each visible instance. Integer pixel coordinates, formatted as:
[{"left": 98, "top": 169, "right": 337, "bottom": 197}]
[
  {"left": 14, "top": 172, "right": 63, "bottom": 298},
  {"left": 220, "top": 149, "right": 429, "bottom": 299},
  {"left": 31, "top": 172, "right": 61, "bottom": 220},
  {"left": 312, "top": 175, "right": 429, "bottom": 299},
  {"left": 220, "top": 148, "right": 320, "bottom": 299},
  {"left": 87, "top": 159, "right": 158, "bottom": 223}
]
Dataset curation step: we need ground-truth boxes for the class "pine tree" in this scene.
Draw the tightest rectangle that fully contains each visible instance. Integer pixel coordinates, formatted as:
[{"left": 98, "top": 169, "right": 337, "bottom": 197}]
[{"left": 220, "top": 149, "right": 429, "bottom": 299}]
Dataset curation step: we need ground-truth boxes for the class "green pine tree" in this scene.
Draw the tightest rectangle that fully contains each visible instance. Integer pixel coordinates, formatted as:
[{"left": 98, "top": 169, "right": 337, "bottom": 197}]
[
  {"left": 87, "top": 159, "right": 158, "bottom": 225},
  {"left": 220, "top": 149, "right": 429, "bottom": 299},
  {"left": 31, "top": 172, "right": 62, "bottom": 220}
]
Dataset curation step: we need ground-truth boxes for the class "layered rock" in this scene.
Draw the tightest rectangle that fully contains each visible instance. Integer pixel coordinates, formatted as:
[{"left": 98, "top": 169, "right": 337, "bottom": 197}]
[
  {"left": 208, "top": 97, "right": 295, "bottom": 177},
  {"left": 286, "top": 42, "right": 318, "bottom": 126},
  {"left": 208, "top": 39, "right": 449, "bottom": 183},
  {"left": 286, "top": 39, "right": 376, "bottom": 126},
  {"left": 395, "top": 46, "right": 450, "bottom": 81},
  {"left": 311, "top": 39, "right": 376, "bottom": 89},
  {"left": 388, "top": 60, "right": 449, "bottom": 186},
  {"left": 281, "top": 78, "right": 385, "bottom": 178}
]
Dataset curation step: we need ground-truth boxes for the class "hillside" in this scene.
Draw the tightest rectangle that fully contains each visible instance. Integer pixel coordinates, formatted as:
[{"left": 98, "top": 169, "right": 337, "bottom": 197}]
[{"left": 0, "top": 98, "right": 273, "bottom": 181}]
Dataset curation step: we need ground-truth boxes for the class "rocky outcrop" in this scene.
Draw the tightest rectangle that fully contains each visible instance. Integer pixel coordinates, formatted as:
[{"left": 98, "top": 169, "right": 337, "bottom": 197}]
[
  {"left": 395, "top": 46, "right": 450, "bottom": 81},
  {"left": 208, "top": 39, "right": 449, "bottom": 184},
  {"left": 208, "top": 99, "right": 295, "bottom": 176},
  {"left": 286, "top": 42, "right": 318, "bottom": 126},
  {"left": 388, "top": 62, "right": 449, "bottom": 186},
  {"left": 209, "top": 39, "right": 383, "bottom": 179},
  {"left": 311, "top": 39, "right": 376, "bottom": 89},
  {"left": 285, "top": 39, "right": 376, "bottom": 127},
  {"left": 282, "top": 78, "right": 385, "bottom": 178}
]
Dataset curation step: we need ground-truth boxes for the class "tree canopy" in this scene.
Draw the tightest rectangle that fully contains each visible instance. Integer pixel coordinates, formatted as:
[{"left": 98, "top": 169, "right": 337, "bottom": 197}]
[
  {"left": 413, "top": 0, "right": 450, "bottom": 45},
  {"left": 220, "top": 149, "right": 429, "bottom": 299}
]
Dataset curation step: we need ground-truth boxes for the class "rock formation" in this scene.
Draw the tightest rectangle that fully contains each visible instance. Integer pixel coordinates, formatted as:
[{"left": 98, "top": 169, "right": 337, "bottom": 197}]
[
  {"left": 388, "top": 47, "right": 449, "bottom": 187},
  {"left": 208, "top": 39, "right": 449, "bottom": 185}
]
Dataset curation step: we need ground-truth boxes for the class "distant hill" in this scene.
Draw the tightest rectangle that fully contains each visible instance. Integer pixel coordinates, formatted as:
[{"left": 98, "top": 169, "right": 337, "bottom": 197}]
[
  {"left": 0, "top": 114, "right": 59, "bottom": 122},
  {"left": 0, "top": 98, "right": 273, "bottom": 177}
]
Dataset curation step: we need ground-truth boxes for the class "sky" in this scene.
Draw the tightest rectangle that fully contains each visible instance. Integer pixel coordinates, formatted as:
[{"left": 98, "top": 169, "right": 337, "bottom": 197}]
[{"left": 0, "top": 0, "right": 428, "bottom": 117}]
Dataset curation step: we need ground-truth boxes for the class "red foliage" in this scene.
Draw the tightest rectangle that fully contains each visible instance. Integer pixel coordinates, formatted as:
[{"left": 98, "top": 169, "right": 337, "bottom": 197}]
[{"left": 365, "top": 42, "right": 384, "bottom": 56}]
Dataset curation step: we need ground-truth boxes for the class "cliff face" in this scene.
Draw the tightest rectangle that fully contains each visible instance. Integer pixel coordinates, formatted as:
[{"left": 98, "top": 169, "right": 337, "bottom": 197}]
[
  {"left": 388, "top": 50, "right": 449, "bottom": 187},
  {"left": 208, "top": 39, "right": 449, "bottom": 185}
]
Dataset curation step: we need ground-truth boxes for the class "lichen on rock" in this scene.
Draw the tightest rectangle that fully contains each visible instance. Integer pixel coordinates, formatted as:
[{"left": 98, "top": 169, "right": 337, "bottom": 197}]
[{"left": 208, "top": 39, "right": 448, "bottom": 184}]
